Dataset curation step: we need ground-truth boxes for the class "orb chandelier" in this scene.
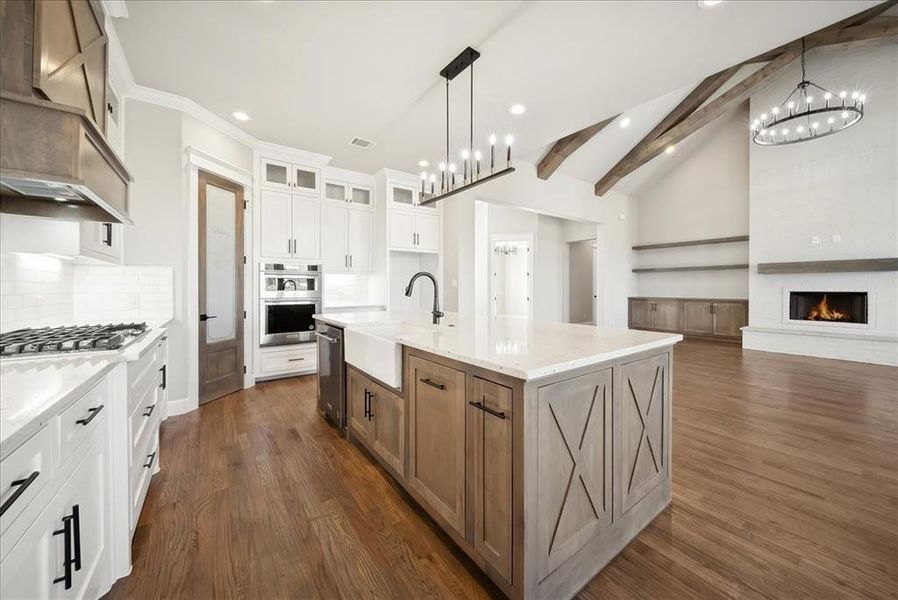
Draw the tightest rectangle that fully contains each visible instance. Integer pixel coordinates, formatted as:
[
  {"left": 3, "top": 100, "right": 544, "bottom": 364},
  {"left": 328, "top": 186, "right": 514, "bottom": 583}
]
[{"left": 751, "top": 39, "right": 865, "bottom": 146}]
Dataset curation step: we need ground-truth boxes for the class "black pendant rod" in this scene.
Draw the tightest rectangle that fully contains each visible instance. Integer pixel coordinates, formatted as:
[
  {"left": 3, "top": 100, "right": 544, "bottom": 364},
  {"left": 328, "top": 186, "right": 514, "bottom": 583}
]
[
  {"left": 470, "top": 60, "right": 474, "bottom": 164},
  {"left": 445, "top": 77, "right": 449, "bottom": 178}
]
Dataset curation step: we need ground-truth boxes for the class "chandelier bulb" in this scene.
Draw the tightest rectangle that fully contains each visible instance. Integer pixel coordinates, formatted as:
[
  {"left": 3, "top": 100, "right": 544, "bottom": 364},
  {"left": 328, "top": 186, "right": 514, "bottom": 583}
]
[
  {"left": 420, "top": 171, "right": 427, "bottom": 181},
  {"left": 438, "top": 162, "right": 446, "bottom": 171},
  {"left": 851, "top": 91, "right": 859, "bottom": 100},
  {"left": 461, "top": 149, "right": 470, "bottom": 160},
  {"left": 489, "top": 134, "right": 497, "bottom": 146},
  {"left": 806, "top": 96, "right": 813, "bottom": 104},
  {"left": 474, "top": 150, "right": 482, "bottom": 161},
  {"left": 771, "top": 107, "right": 779, "bottom": 115},
  {"left": 449, "top": 163, "right": 457, "bottom": 173},
  {"left": 760, "top": 113, "right": 768, "bottom": 121},
  {"left": 858, "top": 94, "right": 866, "bottom": 103},
  {"left": 839, "top": 91, "right": 847, "bottom": 99},
  {"left": 824, "top": 92, "right": 832, "bottom": 100},
  {"left": 827, "top": 117, "right": 835, "bottom": 124}
]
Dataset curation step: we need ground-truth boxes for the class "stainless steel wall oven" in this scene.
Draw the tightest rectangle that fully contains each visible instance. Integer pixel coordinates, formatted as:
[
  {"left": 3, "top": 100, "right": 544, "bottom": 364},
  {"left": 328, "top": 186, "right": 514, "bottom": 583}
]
[{"left": 259, "top": 263, "right": 321, "bottom": 346}]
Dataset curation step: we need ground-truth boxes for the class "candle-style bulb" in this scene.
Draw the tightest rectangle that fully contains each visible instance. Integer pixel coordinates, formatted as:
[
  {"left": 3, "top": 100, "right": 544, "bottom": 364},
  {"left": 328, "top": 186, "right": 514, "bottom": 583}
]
[
  {"left": 504, "top": 135, "right": 514, "bottom": 166},
  {"left": 474, "top": 150, "right": 482, "bottom": 178},
  {"left": 489, "top": 134, "right": 497, "bottom": 146}
]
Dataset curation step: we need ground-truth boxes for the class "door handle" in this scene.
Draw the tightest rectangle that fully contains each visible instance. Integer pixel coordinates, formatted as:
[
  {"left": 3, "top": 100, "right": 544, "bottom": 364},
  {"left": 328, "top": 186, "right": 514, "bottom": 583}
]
[
  {"left": 468, "top": 399, "right": 507, "bottom": 420},
  {"left": 144, "top": 451, "right": 157, "bottom": 469},
  {"left": 200, "top": 314, "right": 217, "bottom": 321},
  {"left": 76, "top": 405, "right": 104, "bottom": 426},
  {"left": 419, "top": 378, "right": 445, "bottom": 390},
  {"left": 316, "top": 332, "right": 338, "bottom": 344},
  {"left": 0, "top": 471, "right": 40, "bottom": 517}
]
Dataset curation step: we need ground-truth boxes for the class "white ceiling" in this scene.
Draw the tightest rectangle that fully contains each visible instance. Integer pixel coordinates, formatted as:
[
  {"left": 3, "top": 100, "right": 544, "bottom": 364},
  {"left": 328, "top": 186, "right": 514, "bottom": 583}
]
[{"left": 113, "top": 0, "right": 878, "bottom": 180}]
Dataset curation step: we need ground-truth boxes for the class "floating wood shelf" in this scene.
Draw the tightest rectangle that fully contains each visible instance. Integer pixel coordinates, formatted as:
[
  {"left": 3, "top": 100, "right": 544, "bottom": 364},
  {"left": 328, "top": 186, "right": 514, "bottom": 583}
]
[
  {"left": 633, "top": 264, "right": 749, "bottom": 273},
  {"left": 757, "top": 258, "right": 898, "bottom": 274},
  {"left": 632, "top": 235, "right": 749, "bottom": 251}
]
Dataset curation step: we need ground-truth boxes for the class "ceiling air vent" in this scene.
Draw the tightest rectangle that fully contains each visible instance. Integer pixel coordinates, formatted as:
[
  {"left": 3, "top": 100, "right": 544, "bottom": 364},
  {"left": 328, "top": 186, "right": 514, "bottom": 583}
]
[{"left": 348, "top": 137, "right": 376, "bottom": 150}]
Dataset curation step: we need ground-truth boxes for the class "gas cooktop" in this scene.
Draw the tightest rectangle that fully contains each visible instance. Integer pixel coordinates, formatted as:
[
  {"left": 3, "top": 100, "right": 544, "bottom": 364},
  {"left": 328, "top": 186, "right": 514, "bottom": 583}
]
[{"left": 0, "top": 323, "right": 149, "bottom": 358}]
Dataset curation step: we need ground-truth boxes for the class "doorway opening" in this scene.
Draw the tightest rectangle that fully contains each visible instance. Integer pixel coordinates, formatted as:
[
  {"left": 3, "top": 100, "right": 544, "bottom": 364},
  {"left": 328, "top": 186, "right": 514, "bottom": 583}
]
[
  {"left": 568, "top": 239, "right": 595, "bottom": 324},
  {"left": 490, "top": 236, "right": 533, "bottom": 319}
]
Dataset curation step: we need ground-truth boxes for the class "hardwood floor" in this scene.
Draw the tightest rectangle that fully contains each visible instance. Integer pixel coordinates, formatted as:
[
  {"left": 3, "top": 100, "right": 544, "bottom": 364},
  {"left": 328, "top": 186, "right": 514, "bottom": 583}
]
[{"left": 107, "top": 340, "right": 898, "bottom": 599}]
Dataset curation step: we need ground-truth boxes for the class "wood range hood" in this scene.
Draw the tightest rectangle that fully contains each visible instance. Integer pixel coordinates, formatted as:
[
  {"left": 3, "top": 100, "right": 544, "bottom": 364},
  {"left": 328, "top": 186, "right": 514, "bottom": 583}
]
[{"left": 0, "top": 0, "right": 132, "bottom": 224}]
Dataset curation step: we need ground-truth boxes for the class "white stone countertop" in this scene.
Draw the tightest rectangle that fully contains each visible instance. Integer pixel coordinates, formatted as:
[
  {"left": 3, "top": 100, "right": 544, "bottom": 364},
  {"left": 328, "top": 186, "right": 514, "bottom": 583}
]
[{"left": 315, "top": 311, "right": 682, "bottom": 381}]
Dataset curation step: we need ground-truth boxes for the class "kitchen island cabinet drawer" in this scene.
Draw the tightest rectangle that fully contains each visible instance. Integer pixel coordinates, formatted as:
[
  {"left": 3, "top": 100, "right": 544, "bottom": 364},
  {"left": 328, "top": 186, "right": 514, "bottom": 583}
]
[
  {"left": 128, "top": 344, "right": 159, "bottom": 414},
  {"left": 0, "top": 425, "right": 54, "bottom": 535}
]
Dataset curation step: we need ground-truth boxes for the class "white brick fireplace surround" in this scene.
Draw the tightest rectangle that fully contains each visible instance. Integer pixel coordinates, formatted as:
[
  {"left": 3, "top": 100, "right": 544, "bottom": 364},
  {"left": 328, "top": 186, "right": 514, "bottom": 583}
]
[{"left": 743, "top": 43, "right": 898, "bottom": 367}]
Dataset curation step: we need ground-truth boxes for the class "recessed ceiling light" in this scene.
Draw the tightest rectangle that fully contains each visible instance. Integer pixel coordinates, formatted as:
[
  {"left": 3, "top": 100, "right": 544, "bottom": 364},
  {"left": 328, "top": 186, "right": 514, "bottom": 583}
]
[
  {"left": 665, "top": 145, "right": 676, "bottom": 154},
  {"left": 231, "top": 111, "right": 250, "bottom": 121},
  {"left": 509, "top": 104, "right": 526, "bottom": 115},
  {"left": 619, "top": 116, "right": 631, "bottom": 128},
  {"left": 697, "top": 0, "right": 723, "bottom": 8},
  {"left": 418, "top": 160, "right": 429, "bottom": 167}
]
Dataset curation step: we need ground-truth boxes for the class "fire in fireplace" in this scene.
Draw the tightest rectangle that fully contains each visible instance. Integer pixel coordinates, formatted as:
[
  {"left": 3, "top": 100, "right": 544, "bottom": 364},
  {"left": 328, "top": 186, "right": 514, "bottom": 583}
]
[{"left": 789, "top": 291, "right": 867, "bottom": 324}]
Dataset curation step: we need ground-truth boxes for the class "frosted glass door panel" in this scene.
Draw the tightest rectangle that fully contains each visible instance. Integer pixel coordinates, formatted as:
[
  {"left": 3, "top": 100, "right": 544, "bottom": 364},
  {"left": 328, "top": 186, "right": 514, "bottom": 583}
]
[
  {"left": 391, "top": 185, "right": 415, "bottom": 207},
  {"left": 263, "top": 159, "right": 290, "bottom": 189},
  {"left": 205, "top": 184, "right": 236, "bottom": 342},
  {"left": 325, "top": 182, "right": 347, "bottom": 203},
  {"left": 293, "top": 167, "right": 318, "bottom": 192},
  {"left": 351, "top": 185, "right": 372, "bottom": 207}
]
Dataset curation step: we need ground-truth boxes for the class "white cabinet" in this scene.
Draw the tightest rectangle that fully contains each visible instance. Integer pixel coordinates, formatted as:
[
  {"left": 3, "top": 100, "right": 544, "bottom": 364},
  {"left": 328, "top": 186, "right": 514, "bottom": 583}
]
[
  {"left": 79, "top": 222, "right": 123, "bottom": 264},
  {"left": 0, "top": 496, "right": 55, "bottom": 600},
  {"left": 321, "top": 203, "right": 374, "bottom": 274},
  {"left": 390, "top": 210, "right": 440, "bottom": 253},
  {"left": 260, "top": 190, "right": 320, "bottom": 261},
  {"left": 325, "top": 179, "right": 374, "bottom": 210},
  {"left": 156, "top": 334, "right": 169, "bottom": 418},
  {"left": 261, "top": 159, "right": 319, "bottom": 195},
  {"left": 258, "top": 343, "right": 317, "bottom": 378}
]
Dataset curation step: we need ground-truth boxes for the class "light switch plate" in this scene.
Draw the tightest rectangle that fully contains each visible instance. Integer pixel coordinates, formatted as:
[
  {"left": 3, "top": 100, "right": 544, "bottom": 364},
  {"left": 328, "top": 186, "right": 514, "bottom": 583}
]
[
  {"left": 832, "top": 234, "right": 842, "bottom": 243},
  {"left": 811, "top": 236, "right": 820, "bottom": 244}
]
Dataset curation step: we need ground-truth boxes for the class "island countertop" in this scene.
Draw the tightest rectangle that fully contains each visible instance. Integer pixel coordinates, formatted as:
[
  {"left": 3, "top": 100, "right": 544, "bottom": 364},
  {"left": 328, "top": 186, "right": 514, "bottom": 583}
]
[{"left": 315, "top": 310, "right": 682, "bottom": 381}]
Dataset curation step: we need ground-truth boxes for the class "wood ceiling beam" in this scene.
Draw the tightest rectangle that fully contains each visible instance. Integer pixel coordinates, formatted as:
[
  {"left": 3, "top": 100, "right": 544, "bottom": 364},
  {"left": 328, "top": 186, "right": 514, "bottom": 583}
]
[
  {"left": 536, "top": 114, "right": 618, "bottom": 180},
  {"left": 592, "top": 64, "right": 741, "bottom": 195},
  {"left": 807, "top": 17, "right": 898, "bottom": 48},
  {"left": 595, "top": 46, "right": 801, "bottom": 196}
]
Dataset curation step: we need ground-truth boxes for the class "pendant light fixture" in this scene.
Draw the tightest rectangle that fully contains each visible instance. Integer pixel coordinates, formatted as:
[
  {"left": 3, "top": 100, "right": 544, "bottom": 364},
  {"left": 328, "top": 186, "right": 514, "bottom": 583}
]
[
  {"left": 418, "top": 47, "right": 515, "bottom": 206},
  {"left": 751, "top": 38, "right": 865, "bottom": 146}
]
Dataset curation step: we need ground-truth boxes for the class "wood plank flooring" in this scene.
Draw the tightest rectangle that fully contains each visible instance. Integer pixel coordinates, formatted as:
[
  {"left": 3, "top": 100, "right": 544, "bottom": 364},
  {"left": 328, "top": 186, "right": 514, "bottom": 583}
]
[{"left": 107, "top": 340, "right": 898, "bottom": 599}]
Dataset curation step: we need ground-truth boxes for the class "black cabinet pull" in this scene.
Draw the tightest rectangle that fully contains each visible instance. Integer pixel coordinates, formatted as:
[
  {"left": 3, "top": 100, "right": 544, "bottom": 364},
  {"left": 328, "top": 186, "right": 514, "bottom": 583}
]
[
  {"left": 75, "top": 405, "right": 104, "bottom": 426},
  {"left": 102, "top": 223, "right": 112, "bottom": 247},
  {"left": 52, "top": 510, "right": 75, "bottom": 589},
  {"left": 72, "top": 504, "right": 82, "bottom": 571},
  {"left": 159, "top": 365, "right": 167, "bottom": 390},
  {"left": 144, "top": 451, "right": 157, "bottom": 469},
  {"left": 142, "top": 404, "right": 156, "bottom": 418},
  {"left": 0, "top": 471, "right": 39, "bottom": 517},
  {"left": 363, "top": 389, "right": 370, "bottom": 418},
  {"left": 368, "top": 391, "right": 375, "bottom": 421},
  {"left": 420, "top": 378, "right": 445, "bottom": 390},
  {"left": 468, "top": 400, "right": 507, "bottom": 420}
]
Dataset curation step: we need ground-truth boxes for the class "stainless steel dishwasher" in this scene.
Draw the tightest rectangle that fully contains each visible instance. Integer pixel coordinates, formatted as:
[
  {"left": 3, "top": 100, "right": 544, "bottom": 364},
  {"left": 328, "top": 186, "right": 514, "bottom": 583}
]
[{"left": 316, "top": 322, "right": 345, "bottom": 430}]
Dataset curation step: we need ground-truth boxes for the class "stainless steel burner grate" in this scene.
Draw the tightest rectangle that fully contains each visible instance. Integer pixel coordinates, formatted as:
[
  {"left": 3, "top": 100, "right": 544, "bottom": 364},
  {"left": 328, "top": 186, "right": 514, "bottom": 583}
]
[{"left": 0, "top": 323, "right": 148, "bottom": 357}]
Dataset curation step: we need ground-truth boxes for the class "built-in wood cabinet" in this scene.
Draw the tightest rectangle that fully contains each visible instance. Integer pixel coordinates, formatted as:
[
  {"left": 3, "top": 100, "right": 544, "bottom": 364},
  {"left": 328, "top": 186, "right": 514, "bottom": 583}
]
[
  {"left": 259, "top": 190, "right": 319, "bottom": 261},
  {"left": 468, "top": 376, "right": 513, "bottom": 581},
  {"left": 407, "top": 355, "right": 467, "bottom": 537},
  {"left": 629, "top": 297, "right": 748, "bottom": 341},
  {"left": 347, "top": 367, "right": 405, "bottom": 476},
  {"left": 261, "top": 159, "right": 319, "bottom": 195},
  {"left": 321, "top": 204, "right": 374, "bottom": 273}
]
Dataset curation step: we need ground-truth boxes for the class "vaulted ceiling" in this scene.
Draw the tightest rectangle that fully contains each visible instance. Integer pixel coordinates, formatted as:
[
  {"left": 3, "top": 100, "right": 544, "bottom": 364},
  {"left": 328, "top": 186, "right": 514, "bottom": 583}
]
[{"left": 113, "top": 1, "right": 881, "bottom": 179}]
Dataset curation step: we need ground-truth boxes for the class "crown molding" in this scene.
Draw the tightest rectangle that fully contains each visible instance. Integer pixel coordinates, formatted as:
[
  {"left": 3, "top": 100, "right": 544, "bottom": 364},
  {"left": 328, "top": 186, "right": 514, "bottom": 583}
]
[
  {"left": 105, "top": 18, "right": 135, "bottom": 94},
  {"left": 101, "top": 0, "right": 129, "bottom": 19}
]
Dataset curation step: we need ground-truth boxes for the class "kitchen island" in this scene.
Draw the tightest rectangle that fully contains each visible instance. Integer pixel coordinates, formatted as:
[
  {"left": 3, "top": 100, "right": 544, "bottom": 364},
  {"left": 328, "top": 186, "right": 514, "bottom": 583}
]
[{"left": 313, "top": 311, "right": 681, "bottom": 600}]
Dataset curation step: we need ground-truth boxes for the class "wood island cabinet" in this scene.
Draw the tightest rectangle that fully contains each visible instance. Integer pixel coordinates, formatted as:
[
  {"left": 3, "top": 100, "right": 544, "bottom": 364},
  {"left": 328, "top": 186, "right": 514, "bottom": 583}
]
[{"left": 347, "top": 367, "right": 405, "bottom": 477}]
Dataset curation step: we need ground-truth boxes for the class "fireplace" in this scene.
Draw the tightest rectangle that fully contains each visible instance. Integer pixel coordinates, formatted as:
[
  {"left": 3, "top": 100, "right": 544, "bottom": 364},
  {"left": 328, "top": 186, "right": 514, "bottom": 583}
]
[{"left": 789, "top": 291, "right": 868, "bottom": 324}]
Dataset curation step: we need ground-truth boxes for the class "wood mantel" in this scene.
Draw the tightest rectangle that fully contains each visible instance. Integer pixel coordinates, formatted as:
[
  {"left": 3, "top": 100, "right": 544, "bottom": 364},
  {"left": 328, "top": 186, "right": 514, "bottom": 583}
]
[{"left": 757, "top": 258, "right": 898, "bottom": 274}]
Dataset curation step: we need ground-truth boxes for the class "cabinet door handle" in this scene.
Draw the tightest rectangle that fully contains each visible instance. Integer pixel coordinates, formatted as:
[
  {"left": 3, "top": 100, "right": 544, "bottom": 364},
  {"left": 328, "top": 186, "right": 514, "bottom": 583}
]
[
  {"left": 316, "top": 332, "right": 338, "bottom": 344},
  {"left": 144, "top": 451, "right": 157, "bottom": 469},
  {"left": 288, "top": 357, "right": 305, "bottom": 362},
  {"left": 0, "top": 471, "right": 39, "bottom": 517},
  {"left": 288, "top": 239, "right": 292, "bottom": 254},
  {"left": 368, "top": 390, "right": 375, "bottom": 421},
  {"left": 142, "top": 403, "right": 156, "bottom": 418},
  {"left": 363, "top": 389, "right": 370, "bottom": 418},
  {"left": 468, "top": 400, "right": 507, "bottom": 420},
  {"left": 419, "top": 378, "right": 445, "bottom": 390},
  {"left": 349, "top": 255, "right": 352, "bottom": 268},
  {"left": 75, "top": 405, "right": 104, "bottom": 426},
  {"left": 102, "top": 223, "right": 113, "bottom": 247},
  {"left": 71, "top": 504, "right": 82, "bottom": 571},
  {"left": 52, "top": 510, "right": 75, "bottom": 589},
  {"left": 159, "top": 365, "right": 167, "bottom": 390}
]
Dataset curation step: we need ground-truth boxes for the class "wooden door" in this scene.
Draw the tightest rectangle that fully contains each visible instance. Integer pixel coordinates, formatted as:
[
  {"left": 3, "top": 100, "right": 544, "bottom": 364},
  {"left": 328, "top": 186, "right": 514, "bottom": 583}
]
[
  {"left": 628, "top": 299, "right": 653, "bottom": 329},
  {"left": 407, "top": 355, "right": 467, "bottom": 537},
  {"left": 714, "top": 301, "right": 748, "bottom": 338},
  {"left": 415, "top": 212, "right": 441, "bottom": 252},
  {"left": 321, "top": 204, "right": 349, "bottom": 273},
  {"left": 259, "top": 190, "right": 293, "bottom": 259},
  {"left": 683, "top": 301, "right": 714, "bottom": 335},
  {"left": 468, "top": 377, "right": 513, "bottom": 582},
  {"left": 347, "top": 209, "right": 373, "bottom": 272},
  {"left": 347, "top": 369, "right": 372, "bottom": 441},
  {"left": 389, "top": 210, "right": 416, "bottom": 250},
  {"left": 291, "top": 195, "right": 320, "bottom": 260},
  {"left": 371, "top": 387, "right": 405, "bottom": 477},
  {"left": 536, "top": 369, "right": 612, "bottom": 580},
  {"left": 198, "top": 170, "right": 245, "bottom": 405},
  {"left": 652, "top": 300, "right": 682, "bottom": 332},
  {"left": 617, "top": 354, "right": 669, "bottom": 518}
]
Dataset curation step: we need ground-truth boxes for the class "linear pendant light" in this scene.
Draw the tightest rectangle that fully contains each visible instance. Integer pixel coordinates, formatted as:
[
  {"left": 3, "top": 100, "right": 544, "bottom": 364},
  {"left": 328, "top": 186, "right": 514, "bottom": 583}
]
[{"left": 418, "top": 47, "right": 515, "bottom": 206}]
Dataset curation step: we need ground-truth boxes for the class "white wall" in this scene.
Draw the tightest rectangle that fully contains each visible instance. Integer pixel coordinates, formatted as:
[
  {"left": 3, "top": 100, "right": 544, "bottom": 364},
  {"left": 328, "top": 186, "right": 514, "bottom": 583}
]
[
  {"left": 744, "top": 42, "right": 898, "bottom": 366},
  {"left": 0, "top": 252, "right": 74, "bottom": 331},
  {"left": 632, "top": 104, "right": 750, "bottom": 299}
]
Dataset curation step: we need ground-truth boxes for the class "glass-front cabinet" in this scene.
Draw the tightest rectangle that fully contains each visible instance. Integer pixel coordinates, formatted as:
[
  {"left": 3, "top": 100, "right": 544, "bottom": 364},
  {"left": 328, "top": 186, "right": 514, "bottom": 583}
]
[{"left": 261, "top": 158, "right": 319, "bottom": 195}]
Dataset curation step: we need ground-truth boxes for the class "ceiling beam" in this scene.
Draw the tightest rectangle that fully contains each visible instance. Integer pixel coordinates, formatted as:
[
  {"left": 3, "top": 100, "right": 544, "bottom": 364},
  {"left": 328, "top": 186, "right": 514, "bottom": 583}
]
[
  {"left": 591, "top": 64, "right": 741, "bottom": 195},
  {"left": 595, "top": 46, "right": 801, "bottom": 196},
  {"left": 536, "top": 114, "right": 618, "bottom": 180},
  {"left": 808, "top": 17, "right": 898, "bottom": 47}
]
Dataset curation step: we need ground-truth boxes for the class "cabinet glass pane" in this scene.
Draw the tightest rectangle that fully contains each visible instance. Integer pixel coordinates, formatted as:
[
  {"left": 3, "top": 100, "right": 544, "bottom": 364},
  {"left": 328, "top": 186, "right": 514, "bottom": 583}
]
[
  {"left": 294, "top": 168, "right": 317, "bottom": 190},
  {"left": 205, "top": 184, "right": 236, "bottom": 342},
  {"left": 326, "top": 183, "right": 346, "bottom": 201},
  {"left": 351, "top": 186, "right": 371, "bottom": 205},
  {"left": 265, "top": 162, "right": 288, "bottom": 186},
  {"left": 392, "top": 186, "right": 414, "bottom": 206}
]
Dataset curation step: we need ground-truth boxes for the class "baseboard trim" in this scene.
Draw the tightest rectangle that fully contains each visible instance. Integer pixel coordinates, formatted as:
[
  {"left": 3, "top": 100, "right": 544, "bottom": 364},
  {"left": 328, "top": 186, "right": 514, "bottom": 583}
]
[{"left": 166, "top": 396, "right": 196, "bottom": 417}]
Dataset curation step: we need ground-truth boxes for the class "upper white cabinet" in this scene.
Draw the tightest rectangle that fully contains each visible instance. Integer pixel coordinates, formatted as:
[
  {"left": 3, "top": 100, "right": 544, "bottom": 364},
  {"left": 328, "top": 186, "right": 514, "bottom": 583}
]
[
  {"left": 80, "top": 222, "right": 123, "bottom": 264},
  {"left": 386, "top": 181, "right": 441, "bottom": 254},
  {"left": 321, "top": 204, "right": 374, "bottom": 274},
  {"left": 260, "top": 190, "right": 320, "bottom": 261},
  {"left": 325, "top": 179, "right": 374, "bottom": 210},
  {"left": 388, "top": 183, "right": 438, "bottom": 211},
  {"left": 261, "top": 158, "right": 319, "bottom": 195}
]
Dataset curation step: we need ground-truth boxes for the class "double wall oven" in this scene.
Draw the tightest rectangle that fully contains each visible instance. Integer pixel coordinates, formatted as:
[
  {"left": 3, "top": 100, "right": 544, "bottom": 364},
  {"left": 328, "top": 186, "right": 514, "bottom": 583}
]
[{"left": 259, "top": 263, "right": 321, "bottom": 346}]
